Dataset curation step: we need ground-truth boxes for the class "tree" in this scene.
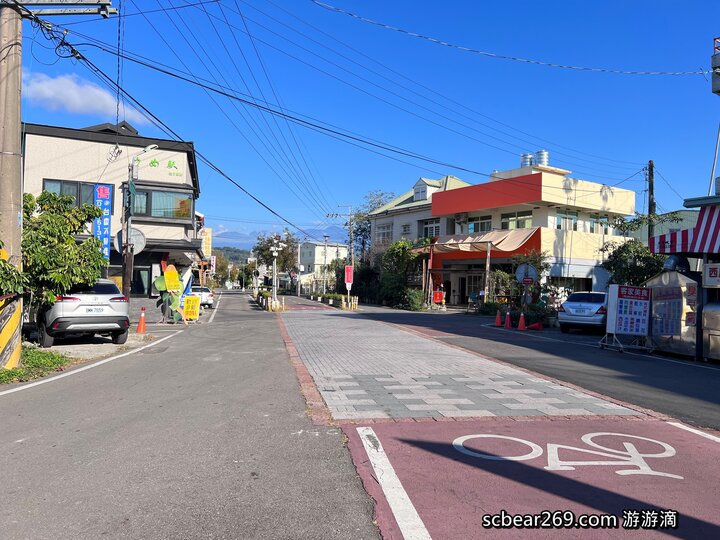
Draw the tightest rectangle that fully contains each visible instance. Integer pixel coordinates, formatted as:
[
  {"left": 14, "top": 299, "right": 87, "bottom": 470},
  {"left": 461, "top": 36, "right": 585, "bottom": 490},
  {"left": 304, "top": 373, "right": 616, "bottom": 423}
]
[
  {"left": 349, "top": 190, "right": 396, "bottom": 264},
  {"left": 380, "top": 239, "right": 418, "bottom": 278},
  {"left": 601, "top": 239, "right": 666, "bottom": 286},
  {"left": 21, "top": 192, "right": 106, "bottom": 308},
  {"left": 252, "top": 229, "right": 298, "bottom": 272},
  {"left": 611, "top": 212, "right": 681, "bottom": 237}
]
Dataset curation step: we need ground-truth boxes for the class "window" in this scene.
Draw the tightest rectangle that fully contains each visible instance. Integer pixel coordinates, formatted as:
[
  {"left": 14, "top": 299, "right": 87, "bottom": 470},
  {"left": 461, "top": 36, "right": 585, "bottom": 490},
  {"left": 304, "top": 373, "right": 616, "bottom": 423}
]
[
  {"left": 468, "top": 215, "right": 492, "bottom": 234},
  {"left": 133, "top": 189, "right": 193, "bottom": 219},
  {"left": 500, "top": 211, "right": 532, "bottom": 230},
  {"left": 43, "top": 179, "right": 113, "bottom": 214},
  {"left": 556, "top": 210, "right": 578, "bottom": 231},
  {"left": 375, "top": 223, "right": 392, "bottom": 244},
  {"left": 589, "top": 215, "right": 609, "bottom": 234},
  {"left": 401, "top": 223, "right": 411, "bottom": 236},
  {"left": 421, "top": 218, "right": 440, "bottom": 238},
  {"left": 413, "top": 187, "right": 427, "bottom": 201}
]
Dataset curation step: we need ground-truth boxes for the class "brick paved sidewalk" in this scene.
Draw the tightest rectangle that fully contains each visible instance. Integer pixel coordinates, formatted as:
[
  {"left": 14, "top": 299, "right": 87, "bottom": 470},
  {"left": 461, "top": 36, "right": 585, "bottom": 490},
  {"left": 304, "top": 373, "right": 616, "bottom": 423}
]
[{"left": 281, "top": 311, "right": 640, "bottom": 421}]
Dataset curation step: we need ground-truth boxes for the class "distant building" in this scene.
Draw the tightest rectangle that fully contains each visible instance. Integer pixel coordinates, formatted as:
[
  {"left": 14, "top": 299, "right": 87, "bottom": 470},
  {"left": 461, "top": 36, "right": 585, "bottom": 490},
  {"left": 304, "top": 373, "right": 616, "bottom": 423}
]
[{"left": 299, "top": 240, "right": 348, "bottom": 291}]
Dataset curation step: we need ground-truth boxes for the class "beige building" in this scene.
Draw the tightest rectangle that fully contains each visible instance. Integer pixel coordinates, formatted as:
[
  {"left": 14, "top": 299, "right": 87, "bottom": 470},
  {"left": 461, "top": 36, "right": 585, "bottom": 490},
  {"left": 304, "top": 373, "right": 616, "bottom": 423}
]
[
  {"left": 22, "top": 121, "right": 203, "bottom": 296},
  {"left": 299, "top": 240, "right": 348, "bottom": 291},
  {"left": 428, "top": 160, "right": 636, "bottom": 303}
]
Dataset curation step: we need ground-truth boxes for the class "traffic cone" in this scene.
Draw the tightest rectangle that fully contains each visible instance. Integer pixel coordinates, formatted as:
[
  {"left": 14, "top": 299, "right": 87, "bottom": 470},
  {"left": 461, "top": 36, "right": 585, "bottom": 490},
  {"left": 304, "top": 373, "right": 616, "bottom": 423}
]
[
  {"left": 137, "top": 307, "right": 147, "bottom": 334},
  {"left": 528, "top": 322, "right": 543, "bottom": 331},
  {"left": 504, "top": 311, "right": 512, "bottom": 329},
  {"left": 518, "top": 312, "right": 527, "bottom": 331},
  {"left": 495, "top": 310, "right": 502, "bottom": 327}
]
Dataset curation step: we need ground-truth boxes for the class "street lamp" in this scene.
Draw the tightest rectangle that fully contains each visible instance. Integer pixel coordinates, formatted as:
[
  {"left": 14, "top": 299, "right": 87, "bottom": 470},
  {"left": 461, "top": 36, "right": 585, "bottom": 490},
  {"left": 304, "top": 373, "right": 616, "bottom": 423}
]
[
  {"left": 323, "top": 234, "right": 329, "bottom": 294},
  {"left": 122, "top": 144, "right": 158, "bottom": 299},
  {"left": 270, "top": 235, "right": 286, "bottom": 309}
]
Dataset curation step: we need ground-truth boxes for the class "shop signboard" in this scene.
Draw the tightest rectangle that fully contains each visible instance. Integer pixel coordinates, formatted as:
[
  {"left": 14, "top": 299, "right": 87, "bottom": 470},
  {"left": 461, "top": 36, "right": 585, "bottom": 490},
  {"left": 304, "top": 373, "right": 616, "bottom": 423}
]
[
  {"left": 652, "top": 286, "right": 683, "bottom": 336},
  {"left": 183, "top": 295, "right": 200, "bottom": 319},
  {"left": 606, "top": 284, "right": 650, "bottom": 336},
  {"left": 703, "top": 263, "right": 720, "bottom": 288},
  {"left": 92, "top": 184, "right": 113, "bottom": 259}
]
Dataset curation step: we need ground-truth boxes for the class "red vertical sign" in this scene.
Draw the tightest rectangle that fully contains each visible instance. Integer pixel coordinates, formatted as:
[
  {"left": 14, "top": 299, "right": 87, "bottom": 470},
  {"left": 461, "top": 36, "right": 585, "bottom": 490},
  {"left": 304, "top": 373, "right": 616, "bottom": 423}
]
[{"left": 345, "top": 265, "right": 354, "bottom": 285}]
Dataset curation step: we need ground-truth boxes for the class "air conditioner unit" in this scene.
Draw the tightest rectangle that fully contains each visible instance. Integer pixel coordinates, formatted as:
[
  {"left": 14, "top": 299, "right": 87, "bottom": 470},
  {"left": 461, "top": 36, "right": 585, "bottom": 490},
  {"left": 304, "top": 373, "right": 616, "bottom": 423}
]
[{"left": 454, "top": 212, "right": 468, "bottom": 224}]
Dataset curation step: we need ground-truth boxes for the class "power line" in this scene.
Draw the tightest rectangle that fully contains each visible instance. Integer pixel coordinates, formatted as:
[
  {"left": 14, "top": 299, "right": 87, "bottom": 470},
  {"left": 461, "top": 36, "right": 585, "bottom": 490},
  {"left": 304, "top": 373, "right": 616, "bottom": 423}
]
[
  {"left": 653, "top": 167, "right": 687, "bottom": 205},
  {"left": 58, "top": 0, "right": 221, "bottom": 25},
  {"left": 245, "top": 0, "right": 644, "bottom": 171},
  {"left": 310, "top": 0, "right": 709, "bottom": 77}
]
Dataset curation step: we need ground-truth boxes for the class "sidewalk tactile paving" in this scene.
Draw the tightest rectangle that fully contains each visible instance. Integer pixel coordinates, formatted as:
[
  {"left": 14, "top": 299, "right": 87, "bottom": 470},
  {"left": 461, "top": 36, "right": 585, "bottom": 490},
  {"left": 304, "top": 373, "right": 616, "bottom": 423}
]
[{"left": 281, "top": 311, "right": 641, "bottom": 421}]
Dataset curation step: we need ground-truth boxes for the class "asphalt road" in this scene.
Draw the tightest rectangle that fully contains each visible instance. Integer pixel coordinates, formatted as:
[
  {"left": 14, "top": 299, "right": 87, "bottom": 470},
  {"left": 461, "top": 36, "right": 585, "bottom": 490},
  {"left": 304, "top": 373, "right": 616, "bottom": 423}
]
[
  {"left": 0, "top": 291, "right": 378, "bottom": 540},
  {"left": 349, "top": 304, "right": 720, "bottom": 430}
]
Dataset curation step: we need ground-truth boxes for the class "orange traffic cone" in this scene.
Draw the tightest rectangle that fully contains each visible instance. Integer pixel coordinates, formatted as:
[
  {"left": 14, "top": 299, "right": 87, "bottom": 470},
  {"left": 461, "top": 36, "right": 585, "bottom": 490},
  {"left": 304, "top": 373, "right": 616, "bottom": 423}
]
[
  {"left": 528, "top": 322, "right": 543, "bottom": 331},
  {"left": 495, "top": 310, "right": 502, "bottom": 327},
  {"left": 137, "top": 306, "right": 147, "bottom": 334},
  {"left": 518, "top": 312, "right": 527, "bottom": 331},
  {"left": 504, "top": 311, "right": 512, "bottom": 329}
]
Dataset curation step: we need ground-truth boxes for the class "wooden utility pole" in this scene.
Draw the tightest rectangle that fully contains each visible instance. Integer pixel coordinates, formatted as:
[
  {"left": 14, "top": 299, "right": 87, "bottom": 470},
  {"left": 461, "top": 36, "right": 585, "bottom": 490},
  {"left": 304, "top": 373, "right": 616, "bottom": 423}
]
[
  {"left": 0, "top": 4, "right": 23, "bottom": 369},
  {"left": 327, "top": 205, "right": 354, "bottom": 267},
  {"left": 0, "top": 2, "right": 116, "bottom": 369},
  {"left": 647, "top": 160, "right": 656, "bottom": 242}
]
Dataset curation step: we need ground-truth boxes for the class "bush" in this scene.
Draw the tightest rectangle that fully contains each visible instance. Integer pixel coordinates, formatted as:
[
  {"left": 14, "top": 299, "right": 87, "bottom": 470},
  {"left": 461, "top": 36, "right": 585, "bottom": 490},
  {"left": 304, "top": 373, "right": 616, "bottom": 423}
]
[
  {"left": 0, "top": 346, "right": 70, "bottom": 384},
  {"left": 379, "top": 273, "right": 405, "bottom": 306},
  {"left": 401, "top": 288, "right": 425, "bottom": 311},
  {"left": 477, "top": 301, "right": 503, "bottom": 315}
]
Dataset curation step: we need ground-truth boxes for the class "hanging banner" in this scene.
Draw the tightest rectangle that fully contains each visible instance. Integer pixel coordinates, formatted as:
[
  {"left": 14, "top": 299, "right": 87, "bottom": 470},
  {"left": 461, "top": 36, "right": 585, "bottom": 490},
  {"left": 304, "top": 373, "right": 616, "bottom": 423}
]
[
  {"left": 606, "top": 284, "right": 650, "bottom": 336},
  {"left": 93, "top": 184, "right": 113, "bottom": 259}
]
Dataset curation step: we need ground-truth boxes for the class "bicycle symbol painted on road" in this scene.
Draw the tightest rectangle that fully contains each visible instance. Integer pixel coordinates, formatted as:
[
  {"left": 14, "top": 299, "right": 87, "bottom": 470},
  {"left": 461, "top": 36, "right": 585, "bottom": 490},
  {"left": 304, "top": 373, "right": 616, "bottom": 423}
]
[{"left": 452, "top": 433, "right": 683, "bottom": 480}]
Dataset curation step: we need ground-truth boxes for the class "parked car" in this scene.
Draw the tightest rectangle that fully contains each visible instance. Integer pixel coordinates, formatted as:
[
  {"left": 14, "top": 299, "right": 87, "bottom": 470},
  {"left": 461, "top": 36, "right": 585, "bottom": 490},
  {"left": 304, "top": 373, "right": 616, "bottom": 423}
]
[
  {"left": 37, "top": 279, "right": 130, "bottom": 348},
  {"left": 190, "top": 286, "right": 214, "bottom": 309},
  {"left": 558, "top": 291, "right": 607, "bottom": 333}
]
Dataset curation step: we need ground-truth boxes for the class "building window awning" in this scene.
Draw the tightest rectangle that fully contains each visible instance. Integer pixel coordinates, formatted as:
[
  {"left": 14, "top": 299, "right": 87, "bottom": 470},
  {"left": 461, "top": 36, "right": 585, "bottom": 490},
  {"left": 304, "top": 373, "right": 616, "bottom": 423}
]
[
  {"left": 414, "top": 227, "right": 540, "bottom": 253},
  {"left": 649, "top": 205, "right": 720, "bottom": 256}
]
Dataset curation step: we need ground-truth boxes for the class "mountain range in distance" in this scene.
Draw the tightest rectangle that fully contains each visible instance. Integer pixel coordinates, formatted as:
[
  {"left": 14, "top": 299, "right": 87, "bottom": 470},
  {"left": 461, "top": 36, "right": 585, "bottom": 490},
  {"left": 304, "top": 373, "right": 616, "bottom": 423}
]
[{"left": 213, "top": 225, "right": 347, "bottom": 249}]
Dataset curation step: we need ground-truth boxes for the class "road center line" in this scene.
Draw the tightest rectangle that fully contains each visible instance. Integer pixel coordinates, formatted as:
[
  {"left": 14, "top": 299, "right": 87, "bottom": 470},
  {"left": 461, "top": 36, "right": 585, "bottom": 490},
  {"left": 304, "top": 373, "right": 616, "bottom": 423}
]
[
  {"left": 667, "top": 421, "right": 720, "bottom": 443},
  {"left": 0, "top": 330, "right": 183, "bottom": 398},
  {"left": 356, "top": 426, "right": 432, "bottom": 540}
]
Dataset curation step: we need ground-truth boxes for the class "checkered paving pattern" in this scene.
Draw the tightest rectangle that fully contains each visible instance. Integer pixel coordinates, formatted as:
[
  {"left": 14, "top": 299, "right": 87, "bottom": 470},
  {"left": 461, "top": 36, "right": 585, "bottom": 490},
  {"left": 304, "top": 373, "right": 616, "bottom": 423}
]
[{"left": 281, "top": 311, "right": 639, "bottom": 421}]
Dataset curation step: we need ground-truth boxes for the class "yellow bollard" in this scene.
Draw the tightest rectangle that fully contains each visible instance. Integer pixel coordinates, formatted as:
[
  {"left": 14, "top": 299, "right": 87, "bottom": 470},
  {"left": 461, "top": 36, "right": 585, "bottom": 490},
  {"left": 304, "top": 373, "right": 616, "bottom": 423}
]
[{"left": 282, "top": 298, "right": 286, "bottom": 312}]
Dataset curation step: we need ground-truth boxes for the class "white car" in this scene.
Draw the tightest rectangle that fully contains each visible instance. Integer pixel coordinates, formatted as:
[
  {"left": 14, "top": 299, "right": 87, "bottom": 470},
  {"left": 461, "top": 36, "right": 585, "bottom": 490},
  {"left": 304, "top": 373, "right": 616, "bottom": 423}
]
[
  {"left": 190, "top": 286, "right": 214, "bottom": 309},
  {"left": 558, "top": 291, "right": 608, "bottom": 333}
]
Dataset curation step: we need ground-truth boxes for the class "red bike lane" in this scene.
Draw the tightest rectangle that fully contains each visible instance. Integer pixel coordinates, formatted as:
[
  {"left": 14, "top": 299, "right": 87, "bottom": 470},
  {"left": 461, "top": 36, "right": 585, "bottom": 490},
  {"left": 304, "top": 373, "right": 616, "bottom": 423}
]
[{"left": 345, "top": 418, "right": 720, "bottom": 539}]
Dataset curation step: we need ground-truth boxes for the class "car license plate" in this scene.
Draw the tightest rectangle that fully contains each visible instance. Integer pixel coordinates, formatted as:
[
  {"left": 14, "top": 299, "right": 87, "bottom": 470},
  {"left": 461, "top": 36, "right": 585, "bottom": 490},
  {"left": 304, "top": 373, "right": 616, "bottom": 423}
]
[
  {"left": 85, "top": 307, "right": 105, "bottom": 313},
  {"left": 575, "top": 309, "right": 587, "bottom": 314}
]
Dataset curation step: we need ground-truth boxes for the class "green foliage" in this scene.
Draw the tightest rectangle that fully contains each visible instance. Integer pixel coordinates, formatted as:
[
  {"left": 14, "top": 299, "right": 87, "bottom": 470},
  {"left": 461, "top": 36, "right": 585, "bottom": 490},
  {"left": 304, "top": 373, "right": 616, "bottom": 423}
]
[
  {"left": 351, "top": 190, "right": 396, "bottom": 263},
  {"left": 611, "top": 212, "right": 682, "bottom": 237},
  {"left": 213, "top": 246, "right": 252, "bottom": 265},
  {"left": 401, "top": 288, "right": 425, "bottom": 311},
  {"left": 253, "top": 229, "right": 298, "bottom": 271},
  {"left": 379, "top": 273, "right": 405, "bottom": 306},
  {"left": 0, "top": 239, "right": 28, "bottom": 296},
  {"left": 22, "top": 192, "right": 106, "bottom": 308},
  {"left": 0, "top": 346, "right": 71, "bottom": 384},
  {"left": 601, "top": 239, "right": 666, "bottom": 286},
  {"left": 477, "top": 301, "right": 503, "bottom": 315},
  {"left": 511, "top": 249, "right": 551, "bottom": 276},
  {"left": 380, "top": 239, "right": 418, "bottom": 277}
]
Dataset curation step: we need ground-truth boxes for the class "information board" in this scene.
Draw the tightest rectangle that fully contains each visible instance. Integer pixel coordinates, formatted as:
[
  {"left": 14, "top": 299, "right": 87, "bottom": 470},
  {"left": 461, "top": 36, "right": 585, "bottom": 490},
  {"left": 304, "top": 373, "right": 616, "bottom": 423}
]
[
  {"left": 651, "top": 286, "right": 683, "bottom": 336},
  {"left": 92, "top": 184, "right": 113, "bottom": 259},
  {"left": 606, "top": 284, "right": 650, "bottom": 336}
]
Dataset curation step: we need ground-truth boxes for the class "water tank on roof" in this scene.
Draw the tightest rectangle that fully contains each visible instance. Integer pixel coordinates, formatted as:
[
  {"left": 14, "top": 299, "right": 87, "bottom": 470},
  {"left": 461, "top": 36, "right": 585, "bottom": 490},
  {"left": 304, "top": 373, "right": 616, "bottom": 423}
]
[
  {"left": 521, "top": 153, "right": 534, "bottom": 167},
  {"left": 535, "top": 149, "right": 549, "bottom": 167}
]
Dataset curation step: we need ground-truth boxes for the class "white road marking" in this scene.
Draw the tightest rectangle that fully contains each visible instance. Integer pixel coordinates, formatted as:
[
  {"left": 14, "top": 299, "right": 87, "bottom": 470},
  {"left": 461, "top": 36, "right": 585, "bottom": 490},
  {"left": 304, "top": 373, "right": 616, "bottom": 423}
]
[
  {"left": 667, "top": 421, "right": 720, "bottom": 443},
  {"left": 0, "top": 330, "right": 183, "bottom": 398},
  {"left": 484, "top": 325, "right": 720, "bottom": 371},
  {"left": 356, "top": 426, "right": 432, "bottom": 540},
  {"left": 208, "top": 293, "right": 222, "bottom": 324}
]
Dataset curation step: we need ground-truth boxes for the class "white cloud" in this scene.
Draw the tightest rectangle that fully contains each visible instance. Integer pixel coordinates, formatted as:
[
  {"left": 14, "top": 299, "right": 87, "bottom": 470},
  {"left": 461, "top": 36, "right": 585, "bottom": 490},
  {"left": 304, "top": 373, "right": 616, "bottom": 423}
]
[{"left": 23, "top": 72, "right": 148, "bottom": 125}]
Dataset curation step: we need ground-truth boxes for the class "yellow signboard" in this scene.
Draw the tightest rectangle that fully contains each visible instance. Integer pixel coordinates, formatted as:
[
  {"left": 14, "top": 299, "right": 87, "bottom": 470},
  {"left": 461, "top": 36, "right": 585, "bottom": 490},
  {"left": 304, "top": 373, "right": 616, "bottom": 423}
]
[
  {"left": 183, "top": 295, "right": 200, "bottom": 319},
  {"left": 164, "top": 269, "right": 182, "bottom": 292},
  {"left": 201, "top": 227, "right": 212, "bottom": 259}
]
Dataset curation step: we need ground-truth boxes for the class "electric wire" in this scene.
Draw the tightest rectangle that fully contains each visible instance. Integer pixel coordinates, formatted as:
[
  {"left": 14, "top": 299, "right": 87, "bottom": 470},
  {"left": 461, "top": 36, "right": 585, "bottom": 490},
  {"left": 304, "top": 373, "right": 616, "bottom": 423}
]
[
  {"left": 244, "top": 0, "right": 643, "bottom": 172},
  {"left": 310, "top": 0, "right": 709, "bottom": 77},
  {"left": 57, "top": 0, "right": 221, "bottom": 26},
  {"left": 653, "top": 167, "right": 687, "bottom": 205}
]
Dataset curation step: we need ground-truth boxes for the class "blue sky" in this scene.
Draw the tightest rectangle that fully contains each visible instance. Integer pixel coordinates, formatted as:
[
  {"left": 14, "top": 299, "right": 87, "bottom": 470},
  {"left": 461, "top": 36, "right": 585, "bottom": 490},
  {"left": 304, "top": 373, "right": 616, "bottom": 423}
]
[{"left": 19, "top": 0, "right": 720, "bottom": 246}]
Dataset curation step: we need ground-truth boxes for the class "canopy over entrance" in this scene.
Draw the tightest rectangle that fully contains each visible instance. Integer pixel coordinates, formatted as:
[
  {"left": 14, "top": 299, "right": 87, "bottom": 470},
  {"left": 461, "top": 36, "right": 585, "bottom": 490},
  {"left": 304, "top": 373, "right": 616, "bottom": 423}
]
[
  {"left": 414, "top": 227, "right": 540, "bottom": 254},
  {"left": 649, "top": 205, "right": 720, "bottom": 257}
]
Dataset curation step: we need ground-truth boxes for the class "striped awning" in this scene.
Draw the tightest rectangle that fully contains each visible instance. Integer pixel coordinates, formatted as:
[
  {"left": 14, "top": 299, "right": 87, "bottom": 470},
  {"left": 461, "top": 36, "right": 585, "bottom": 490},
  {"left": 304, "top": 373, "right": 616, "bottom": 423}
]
[
  {"left": 689, "top": 205, "right": 720, "bottom": 253},
  {"left": 649, "top": 204, "right": 720, "bottom": 255},
  {"left": 649, "top": 228, "right": 694, "bottom": 254}
]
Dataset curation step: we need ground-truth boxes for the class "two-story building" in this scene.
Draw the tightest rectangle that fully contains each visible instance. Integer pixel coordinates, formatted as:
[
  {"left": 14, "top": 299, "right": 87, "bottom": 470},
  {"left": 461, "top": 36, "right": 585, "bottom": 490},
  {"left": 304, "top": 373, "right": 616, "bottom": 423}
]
[
  {"left": 368, "top": 176, "right": 470, "bottom": 254},
  {"left": 428, "top": 162, "right": 635, "bottom": 303},
  {"left": 299, "top": 240, "right": 348, "bottom": 291},
  {"left": 22, "top": 121, "right": 203, "bottom": 296}
]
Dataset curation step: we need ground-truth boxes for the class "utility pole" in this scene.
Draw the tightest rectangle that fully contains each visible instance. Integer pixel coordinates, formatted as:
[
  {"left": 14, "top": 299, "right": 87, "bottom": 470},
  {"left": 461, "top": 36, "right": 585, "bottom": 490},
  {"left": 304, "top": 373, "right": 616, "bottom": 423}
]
[
  {"left": 647, "top": 160, "right": 656, "bottom": 242},
  {"left": 323, "top": 234, "right": 329, "bottom": 294},
  {"left": 327, "top": 205, "right": 354, "bottom": 268},
  {"left": 0, "top": 2, "right": 116, "bottom": 370}
]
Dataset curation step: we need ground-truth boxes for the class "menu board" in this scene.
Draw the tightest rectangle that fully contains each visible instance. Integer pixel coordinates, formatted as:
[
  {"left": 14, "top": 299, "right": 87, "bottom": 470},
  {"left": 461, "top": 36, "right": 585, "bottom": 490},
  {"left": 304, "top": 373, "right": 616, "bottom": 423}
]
[
  {"left": 651, "top": 286, "right": 683, "bottom": 336},
  {"left": 606, "top": 284, "right": 650, "bottom": 336}
]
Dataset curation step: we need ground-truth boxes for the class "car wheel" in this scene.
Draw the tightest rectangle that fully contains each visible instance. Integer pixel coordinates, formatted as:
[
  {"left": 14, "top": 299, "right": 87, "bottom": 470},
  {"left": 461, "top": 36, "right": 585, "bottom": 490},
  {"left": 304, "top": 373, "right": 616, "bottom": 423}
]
[
  {"left": 112, "top": 329, "right": 128, "bottom": 345},
  {"left": 39, "top": 321, "right": 55, "bottom": 348},
  {"left": 559, "top": 324, "right": 569, "bottom": 334},
  {"left": 208, "top": 304, "right": 214, "bottom": 310}
]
